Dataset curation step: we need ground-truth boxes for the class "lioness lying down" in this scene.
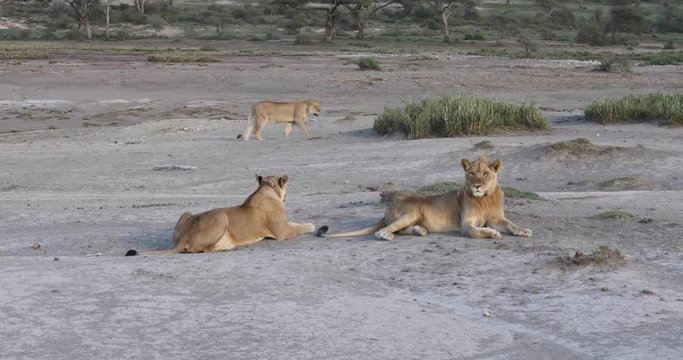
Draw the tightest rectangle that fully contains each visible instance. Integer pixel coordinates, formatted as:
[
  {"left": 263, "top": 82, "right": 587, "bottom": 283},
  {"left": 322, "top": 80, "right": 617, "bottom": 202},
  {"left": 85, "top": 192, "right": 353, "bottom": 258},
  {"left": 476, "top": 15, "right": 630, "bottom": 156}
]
[
  {"left": 238, "top": 99, "right": 321, "bottom": 141},
  {"left": 317, "top": 155, "right": 532, "bottom": 241},
  {"left": 125, "top": 175, "right": 315, "bottom": 256}
]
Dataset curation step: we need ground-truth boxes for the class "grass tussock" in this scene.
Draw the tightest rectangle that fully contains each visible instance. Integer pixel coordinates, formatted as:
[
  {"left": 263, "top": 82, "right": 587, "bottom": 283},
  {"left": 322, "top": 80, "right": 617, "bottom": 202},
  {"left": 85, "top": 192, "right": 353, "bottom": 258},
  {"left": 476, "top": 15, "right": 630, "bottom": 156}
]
[
  {"left": 593, "top": 210, "right": 635, "bottom": 220},
  {"left": 352, "top": 57, "right": 381, "bottom": 71},
  {"left": 379, "top": 181, "right": 543, "bottom": 204},
  {"left": 147, "top": 52, "right": 220, "bottom": 63},
  {"left": 598, "top": 177, "right": 653, "bottom": 191},
  {"left": 374, "top": 96, "right": 547, "bottom": 139},
  {"left": 585, "top": 93, "right": 683, "bottom": 126},
  {"left": 568, "top": 246, "right": 625, "bottom": 267}
]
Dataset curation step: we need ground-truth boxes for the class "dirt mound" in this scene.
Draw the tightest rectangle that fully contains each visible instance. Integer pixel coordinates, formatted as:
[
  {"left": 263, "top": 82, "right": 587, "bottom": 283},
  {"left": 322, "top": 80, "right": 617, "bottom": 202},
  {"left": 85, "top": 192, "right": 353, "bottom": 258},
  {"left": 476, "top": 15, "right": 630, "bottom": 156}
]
[
  {"left": 545, "top": 138, "right": 624, "bottom": 159},
  {"left": 598, "top": 176, "right": 654, "bottom": 191}
]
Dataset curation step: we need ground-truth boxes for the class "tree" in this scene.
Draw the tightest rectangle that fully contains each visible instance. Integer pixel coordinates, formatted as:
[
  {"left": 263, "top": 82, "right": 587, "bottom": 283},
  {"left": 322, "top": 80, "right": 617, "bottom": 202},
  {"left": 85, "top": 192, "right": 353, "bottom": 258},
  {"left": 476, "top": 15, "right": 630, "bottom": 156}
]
[
  {"left": 607, "top": 5, "right": 648, "bottom": 38},
  {"left": 67, "top": 0, "right": 98, "bottom": 39},
  {"left": 147, "top": 14, "right": 166, "bottom": 37},
  {"left": 274, "top": 0, "right": 344, "bottom": 42},
  {"left": 134, "top": 0, "right": 148, "bottom": 14},
  {"left": 425, "top": 0, "right": 461, "bottom": 42},
  {"left": 342, "top": 1, "right": 400, "bottom": 40},
  {"left": 104, "top": 0, "right": 110, "bottom": 40}
]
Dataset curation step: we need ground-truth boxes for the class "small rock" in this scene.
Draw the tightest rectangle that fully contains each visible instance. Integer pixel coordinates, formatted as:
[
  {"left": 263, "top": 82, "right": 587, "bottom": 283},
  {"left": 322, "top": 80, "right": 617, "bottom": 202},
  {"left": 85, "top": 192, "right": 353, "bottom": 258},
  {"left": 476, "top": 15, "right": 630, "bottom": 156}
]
[
  {"left": 53, "top": 257, "right": 60, "bottom": 261},
  {"left": 601, "top": 287, "right": 608, "bottom": 292},
  {"left": 641, "top": 289, "right": 655, "bottom": 295},
  {"left": 483, "top": 310, "right": 491, "bottom": 317},
  {"left": 31, "top": 242, "right": 41, "bottom": 249}
]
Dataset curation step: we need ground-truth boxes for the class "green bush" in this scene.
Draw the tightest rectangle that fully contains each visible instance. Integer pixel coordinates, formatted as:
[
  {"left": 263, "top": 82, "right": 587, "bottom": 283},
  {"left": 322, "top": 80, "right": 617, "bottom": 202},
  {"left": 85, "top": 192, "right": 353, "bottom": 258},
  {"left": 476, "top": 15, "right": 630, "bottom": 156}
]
[
  {"left": 352, "top": 57, "right": 381, "bottom": 71},
  {"left": 550, "top": 6, "right": 576, "bottom": 27},
  {"left": 374, "top": 96, "right": 547, "bottom": 139},
  {"left": 595, "top": 56, "right": 632, "bottom": 72},
  {"left": 585, "top": 93, "right": 683, "bottom": 126}
]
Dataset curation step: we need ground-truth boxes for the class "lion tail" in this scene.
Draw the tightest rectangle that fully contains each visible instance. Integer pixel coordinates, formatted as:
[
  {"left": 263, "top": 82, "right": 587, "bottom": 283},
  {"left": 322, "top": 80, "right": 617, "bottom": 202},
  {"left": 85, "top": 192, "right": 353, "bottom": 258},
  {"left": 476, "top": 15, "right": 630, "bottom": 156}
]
[
  {"left": 316, "top": 220, "right": 384, "bottom": 238},
  {"left": 125, "top": 247, "right": 182, "bottom": 256}
]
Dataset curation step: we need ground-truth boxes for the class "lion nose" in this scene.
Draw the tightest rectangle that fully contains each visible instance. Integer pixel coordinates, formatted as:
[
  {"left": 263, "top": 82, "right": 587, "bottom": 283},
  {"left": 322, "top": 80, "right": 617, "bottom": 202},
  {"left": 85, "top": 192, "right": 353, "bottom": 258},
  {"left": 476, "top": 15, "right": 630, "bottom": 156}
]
[{"left": 474, "top": 184, "right": 482, "bottom": 190}]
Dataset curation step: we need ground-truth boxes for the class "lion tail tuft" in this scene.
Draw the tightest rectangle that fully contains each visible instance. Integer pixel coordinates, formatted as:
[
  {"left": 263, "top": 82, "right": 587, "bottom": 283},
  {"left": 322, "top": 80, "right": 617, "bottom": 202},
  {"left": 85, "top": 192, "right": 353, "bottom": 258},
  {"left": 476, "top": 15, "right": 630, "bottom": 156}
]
[
  {"left": 125, "top": 249, "right": 139, "bottom": 256},
  {"left": 316, "top": 225, "right": 329, "bottom": 237}
]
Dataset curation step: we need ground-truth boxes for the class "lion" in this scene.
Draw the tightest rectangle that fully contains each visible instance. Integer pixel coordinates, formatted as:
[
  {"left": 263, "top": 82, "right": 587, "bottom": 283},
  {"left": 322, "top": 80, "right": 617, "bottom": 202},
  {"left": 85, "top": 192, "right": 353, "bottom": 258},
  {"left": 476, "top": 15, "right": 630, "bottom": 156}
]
[
  {"left": 238, "top": 99, "right": 321, "bottom": 141},
  {"left": 317, "top": 155, "right": 532, "bottom": 241},
  {"left": 125, "top": 175, "right": 315, "bottom": 256}
]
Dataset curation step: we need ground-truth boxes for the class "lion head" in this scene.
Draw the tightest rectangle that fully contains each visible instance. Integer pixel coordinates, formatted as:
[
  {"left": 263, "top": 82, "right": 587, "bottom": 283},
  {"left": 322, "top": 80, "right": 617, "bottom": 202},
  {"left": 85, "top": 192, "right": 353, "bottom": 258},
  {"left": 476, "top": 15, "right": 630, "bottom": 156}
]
[
  {"left": 256, "top": 174, "right": 288, "bottom": 202},
  {"left": 461, "top": 155, "right": 501, "bottom": 198},
  {"left": 306, "top": 99, "right": 321, "bottom": 118}
]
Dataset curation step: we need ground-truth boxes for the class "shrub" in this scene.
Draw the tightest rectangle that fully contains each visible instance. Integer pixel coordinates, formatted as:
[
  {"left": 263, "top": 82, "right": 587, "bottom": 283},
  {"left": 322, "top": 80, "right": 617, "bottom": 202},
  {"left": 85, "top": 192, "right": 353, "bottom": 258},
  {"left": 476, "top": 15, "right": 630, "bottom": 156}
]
[
  {"left": 663, "top": 40, "right": 674, "bottom": 50},
  {"left": 374, "top": 96, "right": 547, "bottom": 139},
  {"left": 594, "top": 56, "right": 632, "bottom": 72},
  {"left": 463, "top": 31, "right": 485, "bottom": 41},
  {"left": 585, "top": 93, "right": 683, "bottom": 126},
  {"left": 352, "top": 57, "right": 381, "bottom": 71}
]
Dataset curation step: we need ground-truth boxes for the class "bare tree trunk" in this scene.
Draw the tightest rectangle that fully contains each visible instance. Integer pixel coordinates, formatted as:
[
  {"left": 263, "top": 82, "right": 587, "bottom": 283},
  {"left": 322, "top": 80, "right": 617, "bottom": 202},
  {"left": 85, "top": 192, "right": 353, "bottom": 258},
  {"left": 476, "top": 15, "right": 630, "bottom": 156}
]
[
  {"left": 441, "top": 10, "right": 450, "bottom": 42},
  {"left": 578, "top": 0, "right": 583, "bottom": 11},
  {"left": 324, "top": 7, "right": 339, "bottom": 43},
  {"left": 85, "top": 19, "right": 92, "bottom": 39},
  {"left": 105, "top": 1, "right": 110, "bottom": 40},
  {"left": 353, "top": 11, "right": 364, "bottom": 40}
]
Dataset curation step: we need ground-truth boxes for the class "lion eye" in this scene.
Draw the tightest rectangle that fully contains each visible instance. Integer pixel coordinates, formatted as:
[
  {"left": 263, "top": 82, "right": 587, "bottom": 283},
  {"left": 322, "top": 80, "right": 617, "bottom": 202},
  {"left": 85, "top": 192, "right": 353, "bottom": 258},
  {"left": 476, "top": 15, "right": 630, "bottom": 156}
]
[{"left": 483, "top": 172, "right": 489, "bottom": 177}]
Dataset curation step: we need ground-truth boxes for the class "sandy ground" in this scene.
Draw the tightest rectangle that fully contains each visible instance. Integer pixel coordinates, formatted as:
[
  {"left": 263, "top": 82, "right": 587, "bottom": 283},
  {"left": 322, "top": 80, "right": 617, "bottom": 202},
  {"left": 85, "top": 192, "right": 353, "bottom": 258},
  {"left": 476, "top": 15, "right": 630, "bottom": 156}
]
[{"left": 1, "top": 43, "right": 682, "bottom": 359}]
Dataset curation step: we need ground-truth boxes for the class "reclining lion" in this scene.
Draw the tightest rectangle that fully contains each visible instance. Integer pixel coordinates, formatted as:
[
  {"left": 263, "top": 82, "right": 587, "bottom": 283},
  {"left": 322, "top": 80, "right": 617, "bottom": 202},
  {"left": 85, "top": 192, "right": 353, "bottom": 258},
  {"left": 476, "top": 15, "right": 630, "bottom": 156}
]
[
  {"left": 317, "top": 155, "right": 532, "bottom": 241},
  {"left": 126, "top": 175, "right": 315, "bottom": 256},
  {"left": 238, "top": 99, "right": 321, "bottom": 141}
]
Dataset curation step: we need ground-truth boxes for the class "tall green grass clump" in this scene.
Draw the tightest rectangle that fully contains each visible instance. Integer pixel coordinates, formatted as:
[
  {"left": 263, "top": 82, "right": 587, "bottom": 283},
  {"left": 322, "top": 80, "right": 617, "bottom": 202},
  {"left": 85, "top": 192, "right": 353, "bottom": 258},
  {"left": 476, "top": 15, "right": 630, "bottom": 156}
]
[
  {"left": 352, "top": 57, "right": 381, "bottom": 71},
  {"left": 374, "top": 96, "right": 547, "bottom": 139},
  {"left": 585, "top": 93, "right": 683, "bottom": 126}
]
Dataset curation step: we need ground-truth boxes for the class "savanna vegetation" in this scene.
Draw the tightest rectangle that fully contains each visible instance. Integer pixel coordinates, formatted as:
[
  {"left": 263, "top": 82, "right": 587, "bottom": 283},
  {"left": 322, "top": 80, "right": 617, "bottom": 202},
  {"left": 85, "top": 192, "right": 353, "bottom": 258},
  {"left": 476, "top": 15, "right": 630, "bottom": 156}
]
[
  {"left": 585, "top": 93, "right": 683, "bottom": 126},
  {"left": 0, "top": 0, "right": 680, "bottom": 58},
  {"left": 373, "top": 95, "right": 547, "bottom": 138}
]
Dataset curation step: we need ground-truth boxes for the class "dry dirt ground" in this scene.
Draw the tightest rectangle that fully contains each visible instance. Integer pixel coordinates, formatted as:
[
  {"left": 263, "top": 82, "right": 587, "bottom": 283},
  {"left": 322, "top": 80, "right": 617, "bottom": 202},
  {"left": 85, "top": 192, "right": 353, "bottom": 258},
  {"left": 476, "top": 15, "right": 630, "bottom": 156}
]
[{"left": 1, "top": 42, "right": 682, "bottom": 359}]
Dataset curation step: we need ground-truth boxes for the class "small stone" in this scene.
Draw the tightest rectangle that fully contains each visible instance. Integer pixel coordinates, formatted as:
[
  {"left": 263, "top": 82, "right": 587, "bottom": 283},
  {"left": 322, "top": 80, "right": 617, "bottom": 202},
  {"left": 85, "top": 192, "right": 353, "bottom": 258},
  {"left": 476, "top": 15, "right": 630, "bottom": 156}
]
[
  {"left": 483, "top": 310, "right": 491, "bottom": 317},
  {"left": 31, "top": 242, "right": 41, "bottom": 249}
]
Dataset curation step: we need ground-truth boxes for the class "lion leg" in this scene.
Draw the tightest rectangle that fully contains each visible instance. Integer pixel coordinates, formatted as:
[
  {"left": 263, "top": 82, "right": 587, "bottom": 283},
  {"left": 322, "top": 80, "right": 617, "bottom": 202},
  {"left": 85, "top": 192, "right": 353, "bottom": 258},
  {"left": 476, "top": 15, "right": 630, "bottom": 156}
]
[
  {"left": 375, "top": 214, "right": 418, "bottom": 241},
  {"left": 284, "top": 123, "right": 293, "bottom": 139},
  {"left": 398, "top": 225, "right": 428, "bottom": 236},
  {"left": 462, "top": 218, "right": 502, "bottom": 240},
  {"left": 253, "top": 117, "right": 266, "bottom": 141},
  {"left": 295, "top": 119, "right": 309, "bottom": 138},
  {"left": 173, "top": 212, "right": 194, "bottom": 246},
  {"left": 241, "top": 113, "right": 254, "bottom": 141},
  {"left": 184, "top": 212, "right": 232, "bottom": 253},
  {"left": 489, "top": 217, "right": 532, "bottom": 237},
  {"left": 271, "top": 221, "right": 316, "bottom": 240}
]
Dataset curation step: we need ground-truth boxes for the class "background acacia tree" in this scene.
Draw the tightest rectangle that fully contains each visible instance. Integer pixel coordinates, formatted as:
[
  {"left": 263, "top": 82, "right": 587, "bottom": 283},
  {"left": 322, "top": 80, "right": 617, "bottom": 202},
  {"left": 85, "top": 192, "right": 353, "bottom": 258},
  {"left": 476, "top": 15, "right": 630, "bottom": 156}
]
[
  {"left": 67, "top": 0, "right": 98, "bottom": 39},
  {"left": 425, "top": 0, "right": 463, "bottom": 42},
  {"left": 275, "top": 0, "right": 344, "bottom": 42},
  {"left": 342, "top": 0, "right": 400, "bottom": 40}
]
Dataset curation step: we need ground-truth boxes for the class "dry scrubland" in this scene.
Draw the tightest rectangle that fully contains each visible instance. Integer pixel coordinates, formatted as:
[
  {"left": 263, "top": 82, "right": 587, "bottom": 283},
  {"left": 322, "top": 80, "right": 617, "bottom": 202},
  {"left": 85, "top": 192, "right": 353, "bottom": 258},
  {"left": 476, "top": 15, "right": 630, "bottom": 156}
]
[{"left": 1, "top": 40, "right": 683, "bottom": 359}]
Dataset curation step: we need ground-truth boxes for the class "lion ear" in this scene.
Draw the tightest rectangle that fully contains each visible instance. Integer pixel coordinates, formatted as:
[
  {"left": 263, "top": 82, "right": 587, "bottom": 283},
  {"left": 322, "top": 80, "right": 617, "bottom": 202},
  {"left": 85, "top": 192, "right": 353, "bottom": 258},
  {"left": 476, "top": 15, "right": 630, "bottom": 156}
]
[
  {"left": 278, "top": 175, "right": 289, "bottom": 187},
  {"left": 489, "top": 159, "right": 502, "bottom": 172},
  {"left": 256, "top": 175, "right": 263, "bottom": 184},
  {"left": 461, "top": 159, "right": 471, "bottom": 171}
]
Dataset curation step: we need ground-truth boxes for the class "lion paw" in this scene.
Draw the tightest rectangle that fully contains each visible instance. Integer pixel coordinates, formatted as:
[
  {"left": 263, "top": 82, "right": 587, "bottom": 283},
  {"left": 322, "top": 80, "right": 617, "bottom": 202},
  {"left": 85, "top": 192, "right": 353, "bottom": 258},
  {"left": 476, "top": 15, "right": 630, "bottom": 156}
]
[
  {"left": 515, "top": 228, "right": 532, "bottom": 237},
  {"left": 304, "top": 223, "right": 316, "bottom": 233},
  {"left": 488, "top": 229, "right": 502, "bottom": 240},
  {"left": 375, "top": 230, "right": 395, "bottom": 241},
  {"left": 410, "top": 226, "right": 427, "bottom": 236}
]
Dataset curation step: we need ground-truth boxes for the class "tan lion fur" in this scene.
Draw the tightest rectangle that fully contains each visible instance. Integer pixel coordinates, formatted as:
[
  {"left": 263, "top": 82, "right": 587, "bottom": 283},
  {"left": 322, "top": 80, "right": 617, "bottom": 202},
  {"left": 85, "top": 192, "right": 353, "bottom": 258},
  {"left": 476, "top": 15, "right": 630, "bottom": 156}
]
[
  {"left": 317, "top": 155, "right": 532, "bottom": 241},
  {"left": 239, "top": 99, "right": 321, "bottom": 141},
  {"left": 126, "top": 175, "right": 315, "bottom": 256}
]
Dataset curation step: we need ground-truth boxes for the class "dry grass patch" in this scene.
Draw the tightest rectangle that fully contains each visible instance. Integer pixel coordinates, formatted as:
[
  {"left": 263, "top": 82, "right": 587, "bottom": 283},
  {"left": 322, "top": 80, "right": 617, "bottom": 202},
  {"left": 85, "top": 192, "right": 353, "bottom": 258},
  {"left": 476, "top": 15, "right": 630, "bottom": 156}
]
[
  {"left": 593, "top": 210, "right": 635, "bottom": 221},
  {"left": 598, "top": 176, "right": 654, "bottom": 191},
  {"left": 147, "top": 52, "right": 220, "bottom": 63},
  {"left": 565, "top": 246, "right": 626, "bottom": 267},
  {"left": 585, "top": 93, "right": 683, "bottom": 126}
]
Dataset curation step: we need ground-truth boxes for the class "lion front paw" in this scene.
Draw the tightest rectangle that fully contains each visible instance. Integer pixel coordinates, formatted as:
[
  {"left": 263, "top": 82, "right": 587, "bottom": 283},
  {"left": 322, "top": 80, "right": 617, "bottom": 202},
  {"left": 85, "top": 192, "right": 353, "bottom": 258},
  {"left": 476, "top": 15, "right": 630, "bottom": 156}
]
[
  {"left": 488, "top": 228, "right": 502, "bottom": 240},
  {"left": 304, "top": 223, "right": 316, "bottom": 233},
  {"left": 375, "top": 230, "right": 395, "bottom": 241},
  {"left": 515, "top": 228, "right": 532, "bottom": 237}
]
